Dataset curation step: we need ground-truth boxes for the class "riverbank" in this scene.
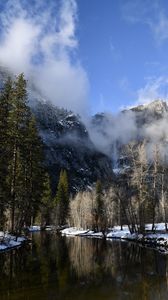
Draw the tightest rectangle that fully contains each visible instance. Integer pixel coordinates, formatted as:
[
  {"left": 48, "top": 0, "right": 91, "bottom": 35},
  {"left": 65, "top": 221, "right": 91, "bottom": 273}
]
[
  {"left": 61, "top": 223, "right": 168, "bottom": 254},
  {"left": 0, "top": 232, "right": 28, "bottom": 252},
  {"left": 0, "top": 225, "right": 54, "bottom": 252}
]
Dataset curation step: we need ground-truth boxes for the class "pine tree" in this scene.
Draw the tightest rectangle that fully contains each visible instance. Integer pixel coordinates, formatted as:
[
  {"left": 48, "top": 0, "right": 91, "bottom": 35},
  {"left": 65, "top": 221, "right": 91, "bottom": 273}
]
[
  {"left": 4, "top": 74, "right": 44, "bottom": 232},
  {"left": 55, "top": 170, "right": 69, "bottom": 226},
  {"left": 7, "top": 74, "right": 29, "bottom": 232},
  {"left": 0, "top": 78, "right": 13, "bottom": 228},
  {"left": 40, "top": 173, "right": 52, "bottom": 227},
  {"left": 22, "top": 115, "right": 44, "bottom": 227},
  {"left": 0, "top": 74, "right": 45, "bottom": 232}
]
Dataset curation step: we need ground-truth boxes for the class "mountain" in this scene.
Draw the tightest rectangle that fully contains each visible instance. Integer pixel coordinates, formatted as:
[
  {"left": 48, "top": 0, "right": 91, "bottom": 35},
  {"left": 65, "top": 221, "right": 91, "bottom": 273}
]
[
  {"left": 130, "top": 99, "right": 168, "bottom": 114},
  {"left": 0, "top": 67, "right": 114, "bottom": 192},
  {"left": 32, "top": 100, "right": 113, "bottom": 192},
  {"left": 2, "top": 66, "right": 168, "bottom": 191},
  {"left": 91, "top": 99, "right": 168, "bottom": 175},
  {"left": 129, "top": 99, "right": 168, "bottom": 126},
  {"left": 32, "top": 97, "right": 168, "bottom": 187}
]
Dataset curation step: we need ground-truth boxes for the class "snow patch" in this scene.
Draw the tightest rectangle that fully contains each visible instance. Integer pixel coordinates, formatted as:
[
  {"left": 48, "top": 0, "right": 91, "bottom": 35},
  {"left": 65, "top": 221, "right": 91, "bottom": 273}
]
[
  {"left": 28, "top": 225, "right": 41, "bottom": 232},
  {"left": 61, "top": 227, "right": 89, "bottom": 236},
  {"left": 61, "top": 223, "right": 168, "bottom": 254},
  {"left": 0, "top": 232, "right": 27, "bottom": 252}
]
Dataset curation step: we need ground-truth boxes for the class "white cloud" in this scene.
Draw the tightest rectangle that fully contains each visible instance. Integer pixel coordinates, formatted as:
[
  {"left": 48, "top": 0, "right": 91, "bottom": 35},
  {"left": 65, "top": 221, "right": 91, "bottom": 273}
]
[
  {"left": 87, "top": 110, "right": 137, "bottom": 159},
  {"left": 121, "top": 0, "right": 168, "bottom": 44},
  {"left": 121, "top": 76, "right": 168, "bottom": 110},
  {"left": 58, "top": 0, "right": 78, "bottom": 48},
  {"left": 0, "top": 19, "right": 40, "bottom": 73},
  {"left": 0, "top": 0, "right": 89, "bottom": 114},
  {"left": 148, "top": 12, "right": 168, "bottom": 43},
  {"left": 136, "top": 77, "right": 168, "bottom": 105}
]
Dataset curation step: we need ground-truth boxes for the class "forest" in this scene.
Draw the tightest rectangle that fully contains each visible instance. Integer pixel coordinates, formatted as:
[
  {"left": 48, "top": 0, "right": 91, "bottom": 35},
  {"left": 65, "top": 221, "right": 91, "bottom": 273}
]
[
  {"left": 69, "top": 142, "right": 168, "bottom": 235},
  {"left": 0, "top": 75, "right": 69, "bottom": 235},
  {"left": 1, "top": 75, "right": 168, "bottom": 236}
]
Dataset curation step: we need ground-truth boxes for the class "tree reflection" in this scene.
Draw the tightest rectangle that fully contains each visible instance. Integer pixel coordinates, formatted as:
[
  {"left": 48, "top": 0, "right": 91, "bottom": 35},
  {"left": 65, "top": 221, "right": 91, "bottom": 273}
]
[
  {"left": 66, "top": 237, "right": 168, "bottom": 299},
  {"left": 1, "top": 234, "right": 168, "bottom": 300}
]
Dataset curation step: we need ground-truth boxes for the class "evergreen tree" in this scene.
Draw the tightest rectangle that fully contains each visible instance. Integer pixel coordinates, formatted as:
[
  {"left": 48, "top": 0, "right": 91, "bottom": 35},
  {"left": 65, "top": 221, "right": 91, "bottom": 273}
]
[
  {"left": 0, "top": 74, "right": 45, "bottom": 233},
  {"left": 22, "top": 115, "right": 44, "bottom": 227},
  {"left": 7, "top": 74, "right": 30, "bottom": 232},
  {"left": 0, "top": 78, "right": 13, "bottom": 228},
  {"left": 40, "top": 173, "right": 52, "bottom": 227},
  {"left": 55, "top": 170, "right": 69, "bottom": 226}
]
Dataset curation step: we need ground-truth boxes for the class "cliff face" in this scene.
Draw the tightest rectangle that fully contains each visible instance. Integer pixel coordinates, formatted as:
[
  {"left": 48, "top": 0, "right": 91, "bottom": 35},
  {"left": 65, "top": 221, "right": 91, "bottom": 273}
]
[
  {"left": 32, "top": 100, "right": 113, "bottom": 192},
  {"left": 2, "top": 67, "right": 168, "bottom": 191},
  {"left": 91, "top": 100, "right": 168, "bottom": 175},
  {"left": 0, "top": 67, "right": 113, "bottom": 192},
  {"left": 129, "top": 100, "right": 168, "bottom": 126}
]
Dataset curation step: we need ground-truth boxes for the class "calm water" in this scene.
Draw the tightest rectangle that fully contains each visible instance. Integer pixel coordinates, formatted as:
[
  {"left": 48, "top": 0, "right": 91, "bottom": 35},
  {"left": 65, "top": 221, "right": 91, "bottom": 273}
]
[{"left": 0, "top": 232, "right": 168, "bottom": 300}]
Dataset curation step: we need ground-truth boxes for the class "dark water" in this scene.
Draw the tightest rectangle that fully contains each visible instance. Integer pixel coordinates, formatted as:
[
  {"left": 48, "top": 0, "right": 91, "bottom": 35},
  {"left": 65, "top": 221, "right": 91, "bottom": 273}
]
[{"left": 0, "top": 233, "right": 168, "bottom": 300}]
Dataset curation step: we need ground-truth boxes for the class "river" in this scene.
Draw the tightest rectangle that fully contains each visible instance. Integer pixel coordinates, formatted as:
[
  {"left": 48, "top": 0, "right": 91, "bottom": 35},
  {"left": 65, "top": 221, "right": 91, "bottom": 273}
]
[{"left": 0, "top": 232, "right": 168, "bottom": 300}]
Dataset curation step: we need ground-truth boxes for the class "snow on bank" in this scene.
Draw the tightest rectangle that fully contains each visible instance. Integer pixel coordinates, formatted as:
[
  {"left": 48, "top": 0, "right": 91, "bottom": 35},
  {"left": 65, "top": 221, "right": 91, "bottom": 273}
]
[
  {"left": 60, "top": 224, "right": 168, "bottom": 254},
  {"left": 61, "top": 226, "right": 130, "bottom": 239},
  {"left": 28, "top": 225, "right": 41, "bottom": 232},
  {"left": 61, "top": 228, "right": 92, "bottom": 236},
  {"left": 0, "top": 232, "right": 27, "bottom": 252},
  {"left": 61, "top": 225, "right": 134, "bottom": 239},
  {"left": 61, "top": 228, "right": 104, "bottom": 238},
  {"left": 28, "top": 225, "right": 54, "bottom": 232},
  {"left": 145, "top": 223, "right": 165, "bottom": 231}
]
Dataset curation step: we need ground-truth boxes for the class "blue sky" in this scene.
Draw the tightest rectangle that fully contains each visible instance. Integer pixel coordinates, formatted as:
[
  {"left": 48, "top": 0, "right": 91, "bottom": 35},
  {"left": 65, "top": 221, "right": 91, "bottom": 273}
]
[
  {"left": 1, "top": 0, "right": 168, "bottom": 114},
  {"left": 76, "top": 0, "right": 168, "bottom": 113}
]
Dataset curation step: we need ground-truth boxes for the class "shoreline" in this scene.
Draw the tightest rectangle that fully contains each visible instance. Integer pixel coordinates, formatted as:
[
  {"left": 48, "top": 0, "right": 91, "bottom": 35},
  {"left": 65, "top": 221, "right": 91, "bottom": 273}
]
[
  {"left": 0, "top": 233, "right": 30, "bottom": 253},
  {"left": 0, "top": 225, "right": 52, "bottom": 253},
  {"left": 2, "top": 224, "right": 168, "bottom": 254},
  {"left": 61, "top": 224, "right": 168, "bottom": 254}
]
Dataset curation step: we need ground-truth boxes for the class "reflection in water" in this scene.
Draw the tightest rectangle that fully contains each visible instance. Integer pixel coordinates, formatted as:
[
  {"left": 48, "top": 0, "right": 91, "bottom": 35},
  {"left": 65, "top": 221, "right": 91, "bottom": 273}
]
[
  {"left": 0, "top": 233, "right": 168, "bottom": 299},
  {"left": 67, "top": 237, "right": 168, "bottom": 300}
]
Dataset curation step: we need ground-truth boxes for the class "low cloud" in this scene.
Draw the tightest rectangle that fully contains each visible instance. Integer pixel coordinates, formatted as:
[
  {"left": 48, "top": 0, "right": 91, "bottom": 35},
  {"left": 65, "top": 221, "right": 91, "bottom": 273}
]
[
  {"left": 86, "top": 110, "right": 137, "bottom": 161},
  {"left": 87, "top": 95, "right": 168, "bottom": 164},
  {"left": 0, "top": 0, "right": 89, "bottom": 114},
  {"left": 1, "top": 0, "right": 168, "bottom": 165}
]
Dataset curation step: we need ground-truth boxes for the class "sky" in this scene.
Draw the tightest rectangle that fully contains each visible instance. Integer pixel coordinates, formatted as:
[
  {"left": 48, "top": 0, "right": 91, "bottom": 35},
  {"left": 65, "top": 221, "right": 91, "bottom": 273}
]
[
  {"left": 77, "top": 0, "right": 168, "bottom": 113},
  {"left": 0, "top": 0, "right": 168, "bottom": 114}
]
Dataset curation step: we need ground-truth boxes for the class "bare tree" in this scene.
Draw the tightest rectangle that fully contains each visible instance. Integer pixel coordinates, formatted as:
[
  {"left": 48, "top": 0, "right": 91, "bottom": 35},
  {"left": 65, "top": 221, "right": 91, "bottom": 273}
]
[
  {"left": 69, "top": 191, "right": 94, "bottom": 229},
  {"left": 160, "top": 154, "right": 168, "bottom": 231},
  {"left": 124, "top": 141, "right": 149, "bottom": 233}
]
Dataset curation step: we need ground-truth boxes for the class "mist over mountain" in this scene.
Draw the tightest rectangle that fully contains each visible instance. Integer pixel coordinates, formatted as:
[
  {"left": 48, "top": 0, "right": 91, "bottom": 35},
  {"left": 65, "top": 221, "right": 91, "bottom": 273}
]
[
  {"left": 88, "top": 99, "right": 168, "bottom": 166},
  {"left": 32, "top": 99, "right": 113, "bottom": 192},
  {"left": 0, "top": 0, "right": 89, "bottom": 115},
  {"left": 1, "top": 66, "right": 168, "bottom": 191},
  {"left": 1, "top": 0, "right": 168, "bottom": 186},
  {"left": 25, "top": 83, "right": 168, "bottom": 189}
]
